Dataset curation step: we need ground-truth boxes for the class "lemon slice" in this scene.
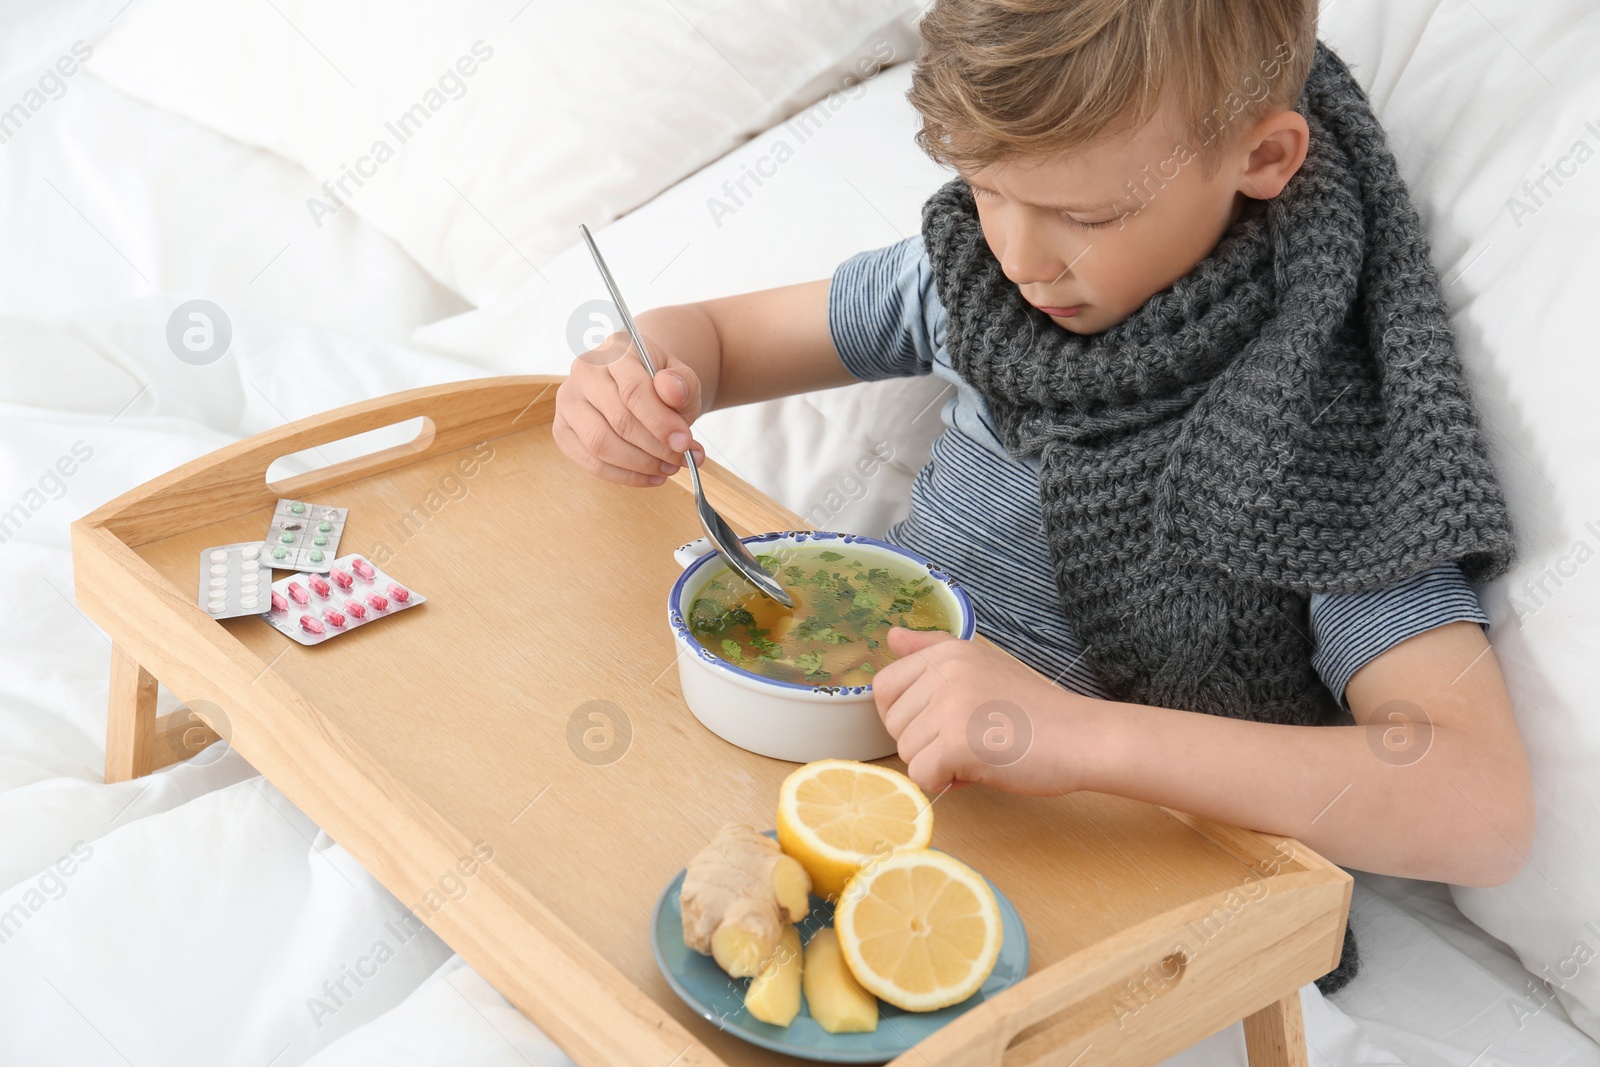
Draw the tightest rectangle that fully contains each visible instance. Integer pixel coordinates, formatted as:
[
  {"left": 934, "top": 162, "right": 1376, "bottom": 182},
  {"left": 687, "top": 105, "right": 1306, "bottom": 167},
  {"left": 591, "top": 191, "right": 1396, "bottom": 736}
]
[
  {"left": 776, "top": 759, "right": 933, "bottom": 901},
  {"left": 833, "top": 849, "right": 1003, "bottom": 1012}
]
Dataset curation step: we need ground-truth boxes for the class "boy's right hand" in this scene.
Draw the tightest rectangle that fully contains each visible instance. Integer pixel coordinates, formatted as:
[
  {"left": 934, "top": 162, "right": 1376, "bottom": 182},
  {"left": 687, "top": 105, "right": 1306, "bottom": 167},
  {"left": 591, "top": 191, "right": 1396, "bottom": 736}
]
[{"left": 554, "top": 331, "right": 708, "bottom": 487}]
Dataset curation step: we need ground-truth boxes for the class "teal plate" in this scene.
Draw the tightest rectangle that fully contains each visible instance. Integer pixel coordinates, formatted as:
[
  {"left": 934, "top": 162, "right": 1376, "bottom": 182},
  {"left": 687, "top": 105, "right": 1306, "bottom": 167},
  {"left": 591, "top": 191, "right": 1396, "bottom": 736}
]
[{"left": 650, "top": 833, "right": 1029, "bottom": 1063}]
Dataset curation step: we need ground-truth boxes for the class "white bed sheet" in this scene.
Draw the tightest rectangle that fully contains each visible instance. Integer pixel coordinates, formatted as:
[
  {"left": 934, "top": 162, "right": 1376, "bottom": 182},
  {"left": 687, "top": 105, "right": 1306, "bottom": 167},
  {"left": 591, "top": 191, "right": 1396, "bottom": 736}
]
[{"left": 0, "top": 8, "right": 1597, "bottom": 1067}]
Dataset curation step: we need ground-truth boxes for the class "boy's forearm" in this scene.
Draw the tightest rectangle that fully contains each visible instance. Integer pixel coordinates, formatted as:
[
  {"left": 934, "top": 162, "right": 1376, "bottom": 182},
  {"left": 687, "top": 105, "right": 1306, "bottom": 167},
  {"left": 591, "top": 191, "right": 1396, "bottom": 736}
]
[
  {"left": 635, "top": 280, "right": 852, "bottom": 415},
  {"left": 1075, "top": 696, "right": 1525, "bottom": 887}
]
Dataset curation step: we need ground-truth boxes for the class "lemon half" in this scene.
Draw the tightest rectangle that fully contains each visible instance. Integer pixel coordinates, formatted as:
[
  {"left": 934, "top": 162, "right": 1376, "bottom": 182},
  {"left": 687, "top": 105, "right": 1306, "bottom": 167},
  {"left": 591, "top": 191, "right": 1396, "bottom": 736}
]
[
  {"left": 834, "top": 849, "right": 1003, "bottom": 1012},
  {"left": 775, "top": 759, "right": 933, "bottom": 901}
]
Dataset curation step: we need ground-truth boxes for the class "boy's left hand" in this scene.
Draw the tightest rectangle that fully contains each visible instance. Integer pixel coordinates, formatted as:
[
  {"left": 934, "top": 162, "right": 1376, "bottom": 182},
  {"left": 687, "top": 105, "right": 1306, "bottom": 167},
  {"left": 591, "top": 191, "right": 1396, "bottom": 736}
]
[{"left": 872, "top": 626, "right": 1095, "bottom": 798}]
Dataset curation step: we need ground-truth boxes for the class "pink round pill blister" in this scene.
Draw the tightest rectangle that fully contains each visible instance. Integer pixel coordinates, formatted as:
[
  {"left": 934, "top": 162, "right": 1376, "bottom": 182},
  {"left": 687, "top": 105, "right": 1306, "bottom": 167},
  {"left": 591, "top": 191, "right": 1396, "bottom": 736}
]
[
  {"left": 387, "top": 583, "right": 410, "bottom": 603},
  {"left": 330, "top": 568, "right": 353, "bottom": 590},
  {"left": 288, "top": 581, "right": 309, "bottom": 606},
  {"left": 323, "top": 609, "right": 346, "bottom": 628},
  {"left": 346, "top": 599, "right": 366, "bottom": 619},
  {"left": 351, "top": 559, "right": 376, "bottom": 581},
  {"left": 271, "top": 591, "right": 289, "bottom": 613},
  {"left": 310, "top": 576, "right": 331, "bottom": 598},
  {"left": 299, "top": 615, "right": 325, "bottom": 636},
  {"left": 365, "top": 593, "right": 388, "bottom": 611}
]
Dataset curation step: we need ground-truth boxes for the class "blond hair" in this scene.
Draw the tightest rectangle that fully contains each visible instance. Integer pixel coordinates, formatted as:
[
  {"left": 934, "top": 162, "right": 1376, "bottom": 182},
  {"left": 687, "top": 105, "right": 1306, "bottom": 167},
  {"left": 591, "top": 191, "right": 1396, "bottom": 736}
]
[{"left": 908, "top": 0, "right": 1318, "bottom": 180}]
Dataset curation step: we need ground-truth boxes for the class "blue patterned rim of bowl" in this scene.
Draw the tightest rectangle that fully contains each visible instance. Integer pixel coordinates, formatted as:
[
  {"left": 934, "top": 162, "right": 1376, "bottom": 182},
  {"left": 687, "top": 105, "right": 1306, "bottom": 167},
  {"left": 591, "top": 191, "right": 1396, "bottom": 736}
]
[{"left": 667, "top": 530, "right": 976, "bottom": 696}]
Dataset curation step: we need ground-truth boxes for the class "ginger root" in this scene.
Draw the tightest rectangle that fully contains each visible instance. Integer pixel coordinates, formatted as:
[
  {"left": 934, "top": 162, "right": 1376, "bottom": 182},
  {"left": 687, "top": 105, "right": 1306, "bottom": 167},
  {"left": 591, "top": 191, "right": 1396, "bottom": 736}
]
[{"left": 680, "top": 822, "right": 812, "bottom": 977}]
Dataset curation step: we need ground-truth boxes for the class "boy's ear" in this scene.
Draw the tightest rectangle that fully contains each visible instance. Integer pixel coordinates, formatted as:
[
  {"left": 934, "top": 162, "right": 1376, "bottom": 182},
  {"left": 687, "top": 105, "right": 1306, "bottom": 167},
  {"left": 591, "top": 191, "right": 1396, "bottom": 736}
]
[{"left": 1237, "top": 109, "right": 1310, "bottom": 201}]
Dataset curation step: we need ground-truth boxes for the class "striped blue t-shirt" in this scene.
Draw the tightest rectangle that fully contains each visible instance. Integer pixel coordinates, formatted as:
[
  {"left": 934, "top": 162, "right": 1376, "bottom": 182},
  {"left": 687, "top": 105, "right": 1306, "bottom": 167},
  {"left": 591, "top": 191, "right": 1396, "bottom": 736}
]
[{"left": 826, "top": 234, "right": 1490, "bottom": 716}]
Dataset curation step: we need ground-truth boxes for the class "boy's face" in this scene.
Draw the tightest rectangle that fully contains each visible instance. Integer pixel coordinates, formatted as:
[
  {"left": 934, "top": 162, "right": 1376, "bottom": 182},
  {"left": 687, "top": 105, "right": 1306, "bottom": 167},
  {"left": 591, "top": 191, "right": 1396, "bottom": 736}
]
[{"left": 958, "top": 95, "right": 1308, "bottom": 335}]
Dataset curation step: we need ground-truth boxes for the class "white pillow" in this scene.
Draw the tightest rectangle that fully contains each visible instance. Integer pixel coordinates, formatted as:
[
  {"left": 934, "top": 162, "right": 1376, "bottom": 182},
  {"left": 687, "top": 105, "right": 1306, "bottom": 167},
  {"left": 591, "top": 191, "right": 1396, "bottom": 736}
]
[
  {"left": 0, "top": 0, "right": 122, "bottom": 86},
  {"left": 1314, "top": 0, "right": 1600, "bottom": 1042},
  {"left": 87, "top": 0, "right": 926, "bottom": 306},
  {"left": 413, "top": 59, "right": 954, "bottom": 543}
]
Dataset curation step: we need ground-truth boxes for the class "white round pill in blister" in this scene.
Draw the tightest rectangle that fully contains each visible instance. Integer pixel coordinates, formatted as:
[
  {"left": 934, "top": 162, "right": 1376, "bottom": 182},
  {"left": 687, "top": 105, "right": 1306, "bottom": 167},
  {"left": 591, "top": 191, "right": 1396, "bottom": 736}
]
[
  {"left": 210, "top": 549, "right": 229, "bottom": 563},
  {"left": 240, "top": 597, "right": 259, "bottom": 609},
  {"left": 208, "top": 600, "right": 227, "bottom": 612},
  {"left": 209, "top": 577, "right": 228, "bottom": 589},
  {"left": 241, "top": 545, "right": 260, "bottom": 560},
  {"left": 209, "top": 564, "right": 228, "bottom": 576},
  {"left": 241, "top": 560, "right": 259, "bottom": 573}
]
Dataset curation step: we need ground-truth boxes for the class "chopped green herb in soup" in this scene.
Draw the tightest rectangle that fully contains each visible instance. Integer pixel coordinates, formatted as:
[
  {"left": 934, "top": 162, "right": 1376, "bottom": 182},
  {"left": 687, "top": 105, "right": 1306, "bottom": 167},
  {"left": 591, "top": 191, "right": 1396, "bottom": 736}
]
[{"left": 686, "top": 546, "right": 954, "bottom": 686}]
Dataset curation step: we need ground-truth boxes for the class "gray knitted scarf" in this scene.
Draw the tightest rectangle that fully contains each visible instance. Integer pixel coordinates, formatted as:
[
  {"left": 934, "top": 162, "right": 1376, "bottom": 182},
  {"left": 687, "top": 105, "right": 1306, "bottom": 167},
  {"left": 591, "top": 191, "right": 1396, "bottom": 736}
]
[{"left": 922, "top": 39, "right": 1517, "bottom": 995}]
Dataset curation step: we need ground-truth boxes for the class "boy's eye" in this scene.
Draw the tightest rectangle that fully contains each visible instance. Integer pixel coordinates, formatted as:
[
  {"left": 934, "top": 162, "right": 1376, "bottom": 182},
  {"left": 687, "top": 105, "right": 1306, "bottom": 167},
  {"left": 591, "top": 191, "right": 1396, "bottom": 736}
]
[
  {"left": 970, "top": 183, "right": 1118, "bottom": 228},
  {"left": 1063, "top": 213, "right": 1117, "bottom": 230}
]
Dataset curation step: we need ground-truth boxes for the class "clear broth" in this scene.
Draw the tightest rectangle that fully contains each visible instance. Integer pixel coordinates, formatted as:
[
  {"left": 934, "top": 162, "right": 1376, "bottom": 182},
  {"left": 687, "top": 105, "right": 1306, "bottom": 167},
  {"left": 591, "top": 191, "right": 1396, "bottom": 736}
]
[{"left": 685, "top": 545, "right": 955, "bottom": 687}]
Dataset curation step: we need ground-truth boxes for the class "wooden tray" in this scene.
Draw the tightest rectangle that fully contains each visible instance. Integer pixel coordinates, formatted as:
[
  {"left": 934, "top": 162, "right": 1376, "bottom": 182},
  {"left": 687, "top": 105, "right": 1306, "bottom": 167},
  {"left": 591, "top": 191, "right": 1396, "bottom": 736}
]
[{"left": 71, "top": 376, "right": 1349, "bottom": 1067}]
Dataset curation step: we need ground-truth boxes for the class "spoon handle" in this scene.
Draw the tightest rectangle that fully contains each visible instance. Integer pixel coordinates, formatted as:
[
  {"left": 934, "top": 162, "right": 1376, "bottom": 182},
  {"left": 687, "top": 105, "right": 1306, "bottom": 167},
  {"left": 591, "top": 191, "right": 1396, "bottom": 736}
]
[{"left": 578, "top": 223, "right": 660, "bottom": 380}]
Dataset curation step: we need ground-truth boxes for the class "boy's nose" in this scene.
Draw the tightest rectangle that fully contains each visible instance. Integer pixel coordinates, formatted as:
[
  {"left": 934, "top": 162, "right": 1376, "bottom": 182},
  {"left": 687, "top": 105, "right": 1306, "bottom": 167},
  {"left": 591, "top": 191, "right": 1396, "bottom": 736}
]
[{"left": 995, "top": 223, "right": 1077, "bottom": 288}]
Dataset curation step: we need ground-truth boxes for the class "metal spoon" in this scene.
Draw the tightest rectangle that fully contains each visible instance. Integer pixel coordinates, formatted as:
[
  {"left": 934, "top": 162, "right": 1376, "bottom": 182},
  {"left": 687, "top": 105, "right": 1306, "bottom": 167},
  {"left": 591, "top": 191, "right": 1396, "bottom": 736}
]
[{"left": 577, "top": 224, "right": 795, "bottom": 608}]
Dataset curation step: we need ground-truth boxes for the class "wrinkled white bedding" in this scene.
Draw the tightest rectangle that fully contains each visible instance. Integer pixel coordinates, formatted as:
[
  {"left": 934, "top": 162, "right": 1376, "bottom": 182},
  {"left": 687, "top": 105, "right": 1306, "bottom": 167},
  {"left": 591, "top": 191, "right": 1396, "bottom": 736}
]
[{"left": 2, "top": 12, "right": 1599, "bottom": 1067}]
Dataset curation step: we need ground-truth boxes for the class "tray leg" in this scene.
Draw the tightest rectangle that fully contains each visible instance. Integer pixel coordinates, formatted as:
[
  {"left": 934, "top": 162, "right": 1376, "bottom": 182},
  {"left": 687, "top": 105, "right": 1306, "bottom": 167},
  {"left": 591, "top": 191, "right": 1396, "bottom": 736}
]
[
  {"left": 1243, "top": 991, "right": 1309, "bottom": 1067},
  {"left": 105, "top": 644, "right": 158, "bottom": 784}
]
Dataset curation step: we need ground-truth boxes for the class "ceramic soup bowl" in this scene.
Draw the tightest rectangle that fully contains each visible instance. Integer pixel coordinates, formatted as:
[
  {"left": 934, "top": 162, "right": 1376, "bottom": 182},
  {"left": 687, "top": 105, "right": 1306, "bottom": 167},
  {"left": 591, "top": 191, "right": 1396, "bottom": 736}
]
[{"left": 667, "top": 530, "right": 976, "bottom": 763}]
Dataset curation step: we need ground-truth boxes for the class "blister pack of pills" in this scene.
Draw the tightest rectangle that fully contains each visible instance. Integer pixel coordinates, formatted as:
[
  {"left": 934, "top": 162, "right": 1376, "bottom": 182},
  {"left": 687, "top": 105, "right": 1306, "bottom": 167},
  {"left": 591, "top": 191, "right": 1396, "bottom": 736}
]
[
  {"left": 260, "top": 554, "right": 426, "bottom": 646},
  {"left": 264, "top": 498, "right": 349, "bottom": 572},
  {"left": 197, "top": 542, "right": 273, "bottom": 619}
]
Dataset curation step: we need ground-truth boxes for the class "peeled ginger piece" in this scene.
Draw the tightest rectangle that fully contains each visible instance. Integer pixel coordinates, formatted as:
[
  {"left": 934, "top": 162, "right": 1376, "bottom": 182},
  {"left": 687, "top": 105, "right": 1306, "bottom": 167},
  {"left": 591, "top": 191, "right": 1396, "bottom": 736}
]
[
  {"left": 802, "top": 927, "right": 877, "bottom": 1033},
  {"left": 770, "top": 851, "right": 811, "bottom": 923},
  {"left": 745, "top": 925, "right": 803, "bottom": 1026}
]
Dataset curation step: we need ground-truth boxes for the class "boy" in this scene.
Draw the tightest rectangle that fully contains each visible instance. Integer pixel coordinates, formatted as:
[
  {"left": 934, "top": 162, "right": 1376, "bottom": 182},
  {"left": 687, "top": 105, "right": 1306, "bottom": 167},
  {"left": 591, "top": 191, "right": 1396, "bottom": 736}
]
[{"left": 554, "top": 0, "right": 1534, "bottom": 996}]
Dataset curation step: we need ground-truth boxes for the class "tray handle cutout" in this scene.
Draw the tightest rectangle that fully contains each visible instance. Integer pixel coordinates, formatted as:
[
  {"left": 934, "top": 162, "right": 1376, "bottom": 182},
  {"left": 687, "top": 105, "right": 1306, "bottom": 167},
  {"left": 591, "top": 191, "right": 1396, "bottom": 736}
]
[
  {"left": 266, "top": 416, "right": 434, "bottom": 495},
  {"left": 82, "top": 377, "right": 561, "bottom": 546}
]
